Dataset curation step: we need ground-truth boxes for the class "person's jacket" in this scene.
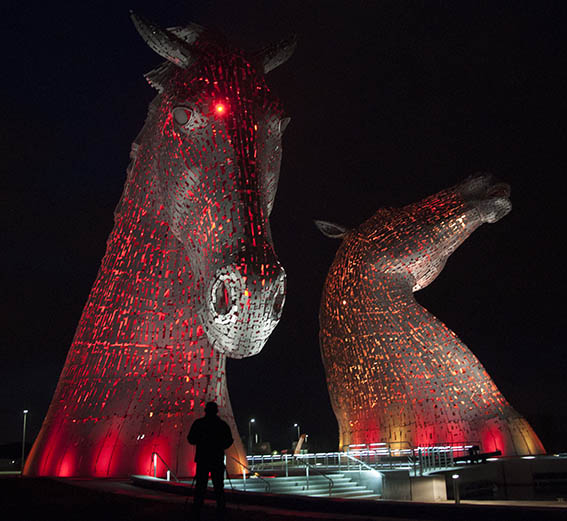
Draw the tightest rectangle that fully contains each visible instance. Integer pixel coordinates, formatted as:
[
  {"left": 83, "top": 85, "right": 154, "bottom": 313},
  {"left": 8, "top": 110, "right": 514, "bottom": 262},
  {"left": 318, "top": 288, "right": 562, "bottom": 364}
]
[{"left": 188, "top": 414, "right": 233, "bottom": 464}]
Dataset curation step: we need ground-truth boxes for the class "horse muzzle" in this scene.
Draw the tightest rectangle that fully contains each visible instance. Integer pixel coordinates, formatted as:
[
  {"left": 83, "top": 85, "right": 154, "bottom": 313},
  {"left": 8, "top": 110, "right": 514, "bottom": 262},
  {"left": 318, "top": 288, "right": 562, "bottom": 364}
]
[{"left": 201, "top": 262, "right": 286, "bottom": 358}]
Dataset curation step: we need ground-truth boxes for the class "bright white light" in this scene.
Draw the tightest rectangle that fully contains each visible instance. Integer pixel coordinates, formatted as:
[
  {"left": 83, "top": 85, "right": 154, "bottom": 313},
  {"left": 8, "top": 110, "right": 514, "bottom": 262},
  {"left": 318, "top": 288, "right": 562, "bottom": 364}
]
[
  {"left": 293, "top": 423, "right": 298, "bottom": 427},
  {"left": 250, "top": 418, "right": 255, "bottom": 423},
  {"left": 23, "top": 410, "right": 28, "bottom": 414},
  {"left": 522, "top": 456, "right": 535, "bottom": 460},
  {"left": 452, "top": 474, "right": 460, "bottom": 479},
  {"left": 486, "top": 457, "right": 499, "bottom": 462}
]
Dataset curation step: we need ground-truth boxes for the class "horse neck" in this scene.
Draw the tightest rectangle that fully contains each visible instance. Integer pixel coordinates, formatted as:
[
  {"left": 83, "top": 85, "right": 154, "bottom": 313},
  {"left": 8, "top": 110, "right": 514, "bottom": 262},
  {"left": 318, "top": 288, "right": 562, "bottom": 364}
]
[
  {"left": 323, "top": 266, "right": 511, "bottom": 413},
  {"left": 72, "top": 144, "right": 209, "bottom": 357}
]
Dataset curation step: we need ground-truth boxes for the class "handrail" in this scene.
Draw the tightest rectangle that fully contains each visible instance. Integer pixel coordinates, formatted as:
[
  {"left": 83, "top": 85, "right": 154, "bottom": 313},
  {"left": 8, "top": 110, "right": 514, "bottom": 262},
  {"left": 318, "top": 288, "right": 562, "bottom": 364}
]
[
  {"left": 151, "top": 451, "right": 179, "bottom": 482},
  {"left": 228, "top": 456, "right": 271, "bottom": 493},
  {"left": 295, "top": 455, "right": 334, "bottom": 495},
  {"left": 344, "top": 452, "right": 379, "bottom": 473},
  {"left": 246, "top": 444, "right": 476, "bottom": 476},
  {"left": 348, "top": 440, "right": 414, "bottom": 452}
]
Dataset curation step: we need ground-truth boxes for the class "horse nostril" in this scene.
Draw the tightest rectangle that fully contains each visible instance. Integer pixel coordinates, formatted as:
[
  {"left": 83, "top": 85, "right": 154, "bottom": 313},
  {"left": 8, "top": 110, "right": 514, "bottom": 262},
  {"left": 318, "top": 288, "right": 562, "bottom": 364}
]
[{"left": 214, "top": 280, "right": 231, "bottom": 316}]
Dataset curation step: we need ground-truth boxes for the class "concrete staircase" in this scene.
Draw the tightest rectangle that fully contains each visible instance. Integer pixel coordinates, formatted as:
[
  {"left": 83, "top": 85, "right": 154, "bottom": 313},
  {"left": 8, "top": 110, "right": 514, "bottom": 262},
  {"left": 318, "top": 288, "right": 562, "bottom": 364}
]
[{"left": 225, "top": 473, "right": 381, "bottom": 499}]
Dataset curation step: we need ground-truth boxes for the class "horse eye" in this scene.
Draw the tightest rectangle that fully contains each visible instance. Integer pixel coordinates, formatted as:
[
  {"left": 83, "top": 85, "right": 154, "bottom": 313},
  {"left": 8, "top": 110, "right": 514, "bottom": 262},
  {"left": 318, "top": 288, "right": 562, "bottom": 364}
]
[{"left": 172, "top": 107, "right": 192, "bottom": 126}]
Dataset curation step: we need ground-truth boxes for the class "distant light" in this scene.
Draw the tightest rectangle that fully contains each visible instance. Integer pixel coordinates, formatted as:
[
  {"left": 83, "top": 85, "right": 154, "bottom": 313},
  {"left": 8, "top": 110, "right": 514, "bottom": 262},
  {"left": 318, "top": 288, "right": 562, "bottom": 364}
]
[
  {"left": 486, "top": 457, "right": 499, "bottom": 462},
  {"left": 23, "top": 410, "right": 28, "bottom": 414},
  {"left": 452, "top": 474, "right": 460, "bottom": 480},
  {"left": 293, "top": 423, "right": 298, "bottom": 427},
  {"left": 522, "top": 455, "right": 535, "bottom": 460},
  {"left": 215, "top": 103, "right": 226, "bottom": 114},
  {"left": 250, "top": 418, "right": 255, "bottom": 423}
]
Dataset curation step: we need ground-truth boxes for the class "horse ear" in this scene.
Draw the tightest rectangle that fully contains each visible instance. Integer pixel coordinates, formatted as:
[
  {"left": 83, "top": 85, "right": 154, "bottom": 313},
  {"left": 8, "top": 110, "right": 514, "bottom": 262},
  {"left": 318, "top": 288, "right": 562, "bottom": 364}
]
[
  {"left": 130, "top": 12, "right": 200, "bottom": 69},
  {"left": 255, "top": 34, "right": 297, "bottom": 74},
  {"left": 314, "top": 220, "right": 349, "bottom": 239}
]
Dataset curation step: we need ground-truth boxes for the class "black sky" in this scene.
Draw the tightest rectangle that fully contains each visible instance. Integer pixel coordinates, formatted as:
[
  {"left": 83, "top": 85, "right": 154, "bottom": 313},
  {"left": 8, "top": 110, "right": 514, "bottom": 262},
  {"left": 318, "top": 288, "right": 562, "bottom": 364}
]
[{"left": 2, "top": 1, "right": 566, "bottom": 453}]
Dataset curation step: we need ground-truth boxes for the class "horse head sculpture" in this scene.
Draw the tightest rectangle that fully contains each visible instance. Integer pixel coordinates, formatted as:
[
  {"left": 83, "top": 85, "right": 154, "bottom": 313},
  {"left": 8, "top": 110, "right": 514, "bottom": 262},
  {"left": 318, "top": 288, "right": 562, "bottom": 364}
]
[
  {"left": 24, "top": 13, "right": 295, "bottom": 478},
  {"left": 317, "top": 174, "right": 545, "bottom": 456},
  {"left": 130, "top": 13, "right": 292, "bottom": 357}
]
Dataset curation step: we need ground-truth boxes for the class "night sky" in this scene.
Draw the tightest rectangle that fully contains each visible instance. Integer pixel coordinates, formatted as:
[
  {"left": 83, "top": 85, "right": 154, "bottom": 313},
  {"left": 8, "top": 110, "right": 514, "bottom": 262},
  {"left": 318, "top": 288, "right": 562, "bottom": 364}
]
[{"left": 3, "top": 1, "right": 566, "bottom": 453}]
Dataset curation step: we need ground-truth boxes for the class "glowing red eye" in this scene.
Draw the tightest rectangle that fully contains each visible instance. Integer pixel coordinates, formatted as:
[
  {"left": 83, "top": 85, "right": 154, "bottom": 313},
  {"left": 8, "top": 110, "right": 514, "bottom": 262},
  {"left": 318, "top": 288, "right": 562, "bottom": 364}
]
[{"left": 214, "top": 103, "right": 226, "bottom": 114}]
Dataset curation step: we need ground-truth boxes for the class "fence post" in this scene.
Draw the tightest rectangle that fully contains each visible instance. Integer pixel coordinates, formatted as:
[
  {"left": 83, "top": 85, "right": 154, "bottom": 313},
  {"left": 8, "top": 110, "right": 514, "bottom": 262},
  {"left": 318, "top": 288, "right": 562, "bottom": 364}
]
[
  {"left": 243, "top": 467, "right": 246, "bottom": 491},
  {"left": 306, "top": 463, "right": 310, "bottom": 490}
]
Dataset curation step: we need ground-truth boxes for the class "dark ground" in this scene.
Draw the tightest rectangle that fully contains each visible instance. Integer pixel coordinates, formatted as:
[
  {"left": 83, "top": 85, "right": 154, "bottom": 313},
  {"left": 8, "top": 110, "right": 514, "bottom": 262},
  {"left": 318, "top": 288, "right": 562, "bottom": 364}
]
[
  {"left": 1, "top": 477, "right": 566, "bottom": 521},
  {"left": 2, "top": 1, "right": 567, "bottom": 453}
]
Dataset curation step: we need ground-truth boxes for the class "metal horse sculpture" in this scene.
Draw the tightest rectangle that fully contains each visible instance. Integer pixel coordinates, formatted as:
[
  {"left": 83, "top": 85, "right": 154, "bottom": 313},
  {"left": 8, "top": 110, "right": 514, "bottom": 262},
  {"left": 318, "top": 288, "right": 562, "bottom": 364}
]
[
  {"left": 317, "top": 175, "right": 545, "bottom": 456},
  {"left": 25, "top": 14, "right": 294, "bottom": 477}
]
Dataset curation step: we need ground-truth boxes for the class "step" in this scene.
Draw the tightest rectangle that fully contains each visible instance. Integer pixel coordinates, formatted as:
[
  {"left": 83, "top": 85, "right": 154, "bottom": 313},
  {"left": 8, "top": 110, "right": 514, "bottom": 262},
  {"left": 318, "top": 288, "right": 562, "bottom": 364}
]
[{"left": 223, "top": 472, "right": 379, "bottom": 500}]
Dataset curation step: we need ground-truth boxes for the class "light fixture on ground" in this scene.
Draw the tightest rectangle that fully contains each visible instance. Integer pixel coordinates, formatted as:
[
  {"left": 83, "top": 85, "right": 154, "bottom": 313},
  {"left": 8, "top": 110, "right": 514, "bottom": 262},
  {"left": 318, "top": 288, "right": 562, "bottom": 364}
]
[{"left": 452, "top": 474, "right": 460, "bottom": 504}]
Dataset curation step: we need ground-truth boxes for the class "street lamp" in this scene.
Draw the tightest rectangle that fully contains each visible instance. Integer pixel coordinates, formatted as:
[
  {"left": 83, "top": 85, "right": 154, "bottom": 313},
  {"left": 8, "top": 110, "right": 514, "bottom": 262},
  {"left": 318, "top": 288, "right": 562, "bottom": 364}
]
[
  {"left": 248, "top": 418, "right": 255, "bottom": 453},
  {"left": 21, "top": 410, "right": 29, "bottom": 473},
  {"left": 293, "top": 423, "right": 300, "bottom": 440}
]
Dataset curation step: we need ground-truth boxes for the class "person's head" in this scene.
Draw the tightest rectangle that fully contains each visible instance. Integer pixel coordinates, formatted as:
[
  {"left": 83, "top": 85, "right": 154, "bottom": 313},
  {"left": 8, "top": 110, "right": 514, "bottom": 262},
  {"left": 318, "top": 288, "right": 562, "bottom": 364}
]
[{"left": 205, "top": 401, "right": 219, "bottom": 416}]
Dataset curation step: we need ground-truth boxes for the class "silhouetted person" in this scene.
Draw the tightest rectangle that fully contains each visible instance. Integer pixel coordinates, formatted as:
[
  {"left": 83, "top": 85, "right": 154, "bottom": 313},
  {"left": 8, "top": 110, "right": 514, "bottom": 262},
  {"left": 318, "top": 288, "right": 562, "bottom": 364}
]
[{"left": 188, "top": 401, "right": 233, "bottom": 520}]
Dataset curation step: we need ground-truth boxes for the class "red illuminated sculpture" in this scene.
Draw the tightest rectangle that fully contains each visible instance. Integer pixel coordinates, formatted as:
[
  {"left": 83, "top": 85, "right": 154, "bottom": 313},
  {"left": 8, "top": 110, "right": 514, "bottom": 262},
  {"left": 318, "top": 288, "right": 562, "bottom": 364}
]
[
  {"left": 25, "top": 14, "right": 294, "bottom": 477},
  {"left": 317, "top": 175, "right": 545, "bottom": 456}
]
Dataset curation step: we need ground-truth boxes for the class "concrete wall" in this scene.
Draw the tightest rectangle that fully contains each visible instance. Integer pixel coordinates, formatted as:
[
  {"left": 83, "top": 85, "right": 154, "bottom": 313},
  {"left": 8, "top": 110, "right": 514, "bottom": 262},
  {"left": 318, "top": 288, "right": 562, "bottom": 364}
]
[
  {"left": 381, "top": 470, "right": 411, "bottom": 500},
  {"left": 410, "top": 476, "right": 447, "bottom": 501}
]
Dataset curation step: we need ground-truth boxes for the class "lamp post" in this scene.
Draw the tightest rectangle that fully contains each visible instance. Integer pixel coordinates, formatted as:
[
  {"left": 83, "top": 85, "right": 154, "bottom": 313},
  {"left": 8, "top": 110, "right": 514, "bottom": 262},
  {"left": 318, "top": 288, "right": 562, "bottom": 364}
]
[
  {"left": 248, "top": 418, "right": 255, "bottom": 453},
  {"left": 21, "top": 410, "right": 28, "bottom": 473},
  {"left": 293, "top": 423, "right": 300, "bottom": 440}
]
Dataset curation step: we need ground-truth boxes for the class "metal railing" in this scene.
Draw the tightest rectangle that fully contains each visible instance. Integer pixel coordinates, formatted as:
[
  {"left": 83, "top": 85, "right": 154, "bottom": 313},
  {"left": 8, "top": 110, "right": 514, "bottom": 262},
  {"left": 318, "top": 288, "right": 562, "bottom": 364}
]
[
  {"left": 150, "top": 451, "right": 179, "bottom": 482},
  {"left": 416, "top": 444, "right": 476, "bottom": 474},
  {"left": 247, "top": 442, "right": 479, "bottom": 476},
  {"left": 345, "top": 452, "right": 382, "bottom": 473},
  {"left": 295, "top": 454, "right": 334, "bottom": 495},
  {"left": 346, "top": 442, "right": 416, "bottom": 472},
  {"left": 228, "top": 455, "right": 271, "bottom": 493}
]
